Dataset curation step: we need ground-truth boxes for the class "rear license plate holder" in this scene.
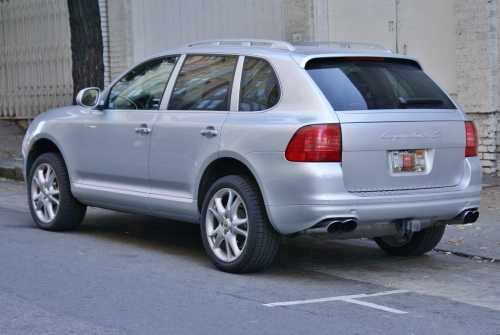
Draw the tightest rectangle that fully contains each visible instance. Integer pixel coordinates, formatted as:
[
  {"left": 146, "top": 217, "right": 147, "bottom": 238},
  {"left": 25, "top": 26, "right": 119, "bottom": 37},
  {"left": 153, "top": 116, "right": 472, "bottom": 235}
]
[{"left": 391, "top": 149, "right": 425, "bottom": 173}]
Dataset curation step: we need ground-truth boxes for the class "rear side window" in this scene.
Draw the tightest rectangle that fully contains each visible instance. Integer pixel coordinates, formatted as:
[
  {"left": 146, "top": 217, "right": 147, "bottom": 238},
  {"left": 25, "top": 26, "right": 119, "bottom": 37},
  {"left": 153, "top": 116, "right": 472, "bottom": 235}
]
[
  {"left": 239, "top": 58, "right": 280, "bottom": 111},
  {"left": 306, "top": 58, "right": 455, "bottom": 111},
  {"left": 168, "top": 55, "right": 237, "bottom": 111}
]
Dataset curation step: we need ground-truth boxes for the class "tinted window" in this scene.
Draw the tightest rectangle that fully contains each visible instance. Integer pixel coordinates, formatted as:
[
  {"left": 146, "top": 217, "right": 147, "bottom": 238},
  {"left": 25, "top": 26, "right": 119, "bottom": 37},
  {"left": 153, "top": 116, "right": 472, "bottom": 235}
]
[
  {"left": 168, "top": 55, "right": 237, "bottom": 111},
  {"left": 239, "top": 58, "right": 280, "bottom": 111},
  {"left": 107, "top": 56, "right": 179, "bottom": 110},
  {"left": 306, "top": 58, "right": 455, "bottom": 111}
]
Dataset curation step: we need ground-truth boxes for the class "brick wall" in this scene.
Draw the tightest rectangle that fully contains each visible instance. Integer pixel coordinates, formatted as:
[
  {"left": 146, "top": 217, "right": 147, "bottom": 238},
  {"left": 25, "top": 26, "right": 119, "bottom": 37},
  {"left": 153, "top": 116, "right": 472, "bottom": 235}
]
[{"left": 455, "top": 0, "right": 499, "bottom": 175}]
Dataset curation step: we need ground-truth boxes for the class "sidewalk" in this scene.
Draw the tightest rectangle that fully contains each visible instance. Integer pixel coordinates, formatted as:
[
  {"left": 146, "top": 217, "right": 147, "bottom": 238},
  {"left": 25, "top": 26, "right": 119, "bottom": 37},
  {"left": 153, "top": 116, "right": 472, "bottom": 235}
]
[
  {"left": 1, "top": 119, "right": 499, "bottom": 261},
  {"left": 437, "top": 173, "right": 500, "bottom": 262}
]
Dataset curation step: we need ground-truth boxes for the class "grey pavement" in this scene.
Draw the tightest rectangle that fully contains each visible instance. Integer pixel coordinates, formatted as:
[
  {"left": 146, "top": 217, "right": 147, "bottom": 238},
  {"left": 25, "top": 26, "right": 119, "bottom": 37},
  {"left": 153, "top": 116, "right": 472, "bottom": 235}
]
[{"left": 1, "top": 118, "right": 499, "bottom": 262}]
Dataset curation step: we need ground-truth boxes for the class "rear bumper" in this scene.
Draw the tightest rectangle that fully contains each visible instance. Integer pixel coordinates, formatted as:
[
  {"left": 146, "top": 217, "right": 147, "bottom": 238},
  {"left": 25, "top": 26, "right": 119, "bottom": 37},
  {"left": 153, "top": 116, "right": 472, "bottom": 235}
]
[
  {"left": 246, "top": 152, "right": 482, "bottom": 235},
  {"left": 267, "top": 192, "right": 481, "bottom": 234}
]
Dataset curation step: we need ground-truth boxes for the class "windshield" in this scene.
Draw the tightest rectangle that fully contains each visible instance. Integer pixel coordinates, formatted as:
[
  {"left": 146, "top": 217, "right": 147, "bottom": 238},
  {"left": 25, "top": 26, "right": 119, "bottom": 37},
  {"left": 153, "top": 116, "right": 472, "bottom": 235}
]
[{"left": 306, "top": 57, "right": 456, "bottom": 111}]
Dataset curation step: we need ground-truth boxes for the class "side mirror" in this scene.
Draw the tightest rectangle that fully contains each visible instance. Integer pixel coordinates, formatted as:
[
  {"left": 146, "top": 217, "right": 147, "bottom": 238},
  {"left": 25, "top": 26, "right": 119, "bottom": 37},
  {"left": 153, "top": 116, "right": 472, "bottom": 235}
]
[{"left": 76, "top": 87, "right": 102, "bottom": 108}]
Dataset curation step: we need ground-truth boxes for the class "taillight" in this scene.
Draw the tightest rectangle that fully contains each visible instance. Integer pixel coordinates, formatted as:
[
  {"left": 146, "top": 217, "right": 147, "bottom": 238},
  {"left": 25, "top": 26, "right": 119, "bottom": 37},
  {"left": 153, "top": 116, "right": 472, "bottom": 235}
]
[
  {"left": 465, "top": 121, "right": 478, "bottom": 157},
  {"left": 285, "top": 124, "right": 342, "bottom": 162}
]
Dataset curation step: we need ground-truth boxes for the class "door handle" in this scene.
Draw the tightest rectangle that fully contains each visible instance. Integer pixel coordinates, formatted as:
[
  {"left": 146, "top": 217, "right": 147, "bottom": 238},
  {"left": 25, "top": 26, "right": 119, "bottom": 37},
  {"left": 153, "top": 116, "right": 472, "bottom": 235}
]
[
  {"left": 135, "top": 127, "right": 151, "bottom": 133},
  {"left": 200, "top": 129, "right": 218, "bottom": 136}
]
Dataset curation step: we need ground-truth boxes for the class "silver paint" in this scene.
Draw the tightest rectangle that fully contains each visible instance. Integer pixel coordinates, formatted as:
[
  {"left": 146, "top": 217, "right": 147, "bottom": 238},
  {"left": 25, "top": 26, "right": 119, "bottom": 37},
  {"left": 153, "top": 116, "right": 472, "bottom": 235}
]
[{"left": 22, "top": 40, "right": 482, "bottom": 237}]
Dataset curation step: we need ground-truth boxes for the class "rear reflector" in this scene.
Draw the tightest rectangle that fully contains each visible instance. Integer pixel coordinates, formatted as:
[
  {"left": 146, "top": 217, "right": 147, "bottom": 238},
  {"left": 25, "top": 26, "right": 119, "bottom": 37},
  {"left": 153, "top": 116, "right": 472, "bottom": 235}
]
[
  {"left": 465, "top": 121, "right": 478, "bottom": 157},
  {"left": 285, "top": 124, "right": 342, "bottom": 162}
]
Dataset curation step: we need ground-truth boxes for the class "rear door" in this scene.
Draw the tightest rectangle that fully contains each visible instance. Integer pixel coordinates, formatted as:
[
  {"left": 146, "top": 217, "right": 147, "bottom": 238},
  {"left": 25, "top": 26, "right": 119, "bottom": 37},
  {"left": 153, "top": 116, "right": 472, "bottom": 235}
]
[
  {"left": 148, "top": 54, "right": 238, "bottom": 216},
  {"left": 306, "top": 57, "right": 467, "bottom": 192}
]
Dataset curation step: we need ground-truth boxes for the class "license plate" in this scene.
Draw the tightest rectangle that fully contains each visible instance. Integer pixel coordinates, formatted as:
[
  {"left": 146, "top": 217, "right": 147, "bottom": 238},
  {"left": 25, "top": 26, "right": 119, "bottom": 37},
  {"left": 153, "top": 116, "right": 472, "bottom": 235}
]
[{"left": 391, "top": 149, "right": 425, "bottom": 173}]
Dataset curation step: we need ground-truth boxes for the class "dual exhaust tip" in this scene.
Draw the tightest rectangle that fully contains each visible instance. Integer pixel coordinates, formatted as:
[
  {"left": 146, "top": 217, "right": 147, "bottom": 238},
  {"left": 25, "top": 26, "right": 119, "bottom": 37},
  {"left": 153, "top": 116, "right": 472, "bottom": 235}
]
[
  {"left": 326, "top": 219, "right": 358, "bottom": 234},
  {"left": 450, "top": 209, "right": 479, "bottom": 225},
  {"left": 461, "top": 210, "right": 479, "bottom": 224}
]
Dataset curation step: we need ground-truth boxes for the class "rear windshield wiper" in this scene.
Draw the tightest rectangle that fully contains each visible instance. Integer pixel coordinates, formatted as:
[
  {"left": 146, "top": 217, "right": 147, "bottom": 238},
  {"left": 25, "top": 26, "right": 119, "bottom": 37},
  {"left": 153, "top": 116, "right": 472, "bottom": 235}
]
[{"left": 397, "top": 97, "right": 444, "bottom": 107}]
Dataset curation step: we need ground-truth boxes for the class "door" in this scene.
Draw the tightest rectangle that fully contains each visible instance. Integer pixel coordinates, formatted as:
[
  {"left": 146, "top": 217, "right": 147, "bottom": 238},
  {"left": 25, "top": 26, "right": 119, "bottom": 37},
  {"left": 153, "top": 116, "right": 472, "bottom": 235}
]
[
  {"left": 79, "top": 56, "right": 179, "bottom": 210},
  {"left": 148, "top": 54, "right": 238, "bottom": 216}
]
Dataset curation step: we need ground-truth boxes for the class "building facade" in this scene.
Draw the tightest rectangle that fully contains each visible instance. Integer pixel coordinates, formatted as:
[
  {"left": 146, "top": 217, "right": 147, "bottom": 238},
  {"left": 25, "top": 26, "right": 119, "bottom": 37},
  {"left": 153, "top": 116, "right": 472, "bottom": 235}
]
[{"left": 0, "top": 0, "right": 498, "bottom": 174}]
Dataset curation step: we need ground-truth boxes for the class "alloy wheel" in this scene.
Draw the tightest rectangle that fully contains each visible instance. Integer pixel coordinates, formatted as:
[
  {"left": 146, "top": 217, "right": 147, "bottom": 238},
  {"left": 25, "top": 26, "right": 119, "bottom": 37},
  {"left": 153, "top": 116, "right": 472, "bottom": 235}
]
[
  {"left": 30, "top": 163, "right": 60, "bottom": 223},
  {"left": 205, "top": 187, "right": 249, "bottom": 262}
]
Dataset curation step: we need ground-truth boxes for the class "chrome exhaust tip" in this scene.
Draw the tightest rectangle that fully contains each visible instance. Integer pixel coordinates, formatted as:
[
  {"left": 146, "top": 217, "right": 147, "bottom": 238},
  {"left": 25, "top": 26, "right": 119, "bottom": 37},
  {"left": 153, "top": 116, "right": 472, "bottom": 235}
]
[
  {"left": 450, "top": 209, "right": 480, "bottom": 225},
  {"left": 326, "top": 219, "right": 357, "bottom": 234},
  {"left": 339, "top": 219, "right": 357, "bottom": 233},
  {"left": 464, "top": 210, "right": 479, "bottom": 224},
  {"left": 326, "top": 221, "right": 343, "bottom": 233}
]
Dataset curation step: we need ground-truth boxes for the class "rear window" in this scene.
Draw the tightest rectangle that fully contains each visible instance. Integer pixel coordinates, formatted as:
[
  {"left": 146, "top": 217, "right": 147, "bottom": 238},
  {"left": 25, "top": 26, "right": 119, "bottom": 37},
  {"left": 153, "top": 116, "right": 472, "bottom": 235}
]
[{"left": 305, "top": 57, "right": 455, "bottom": 111}]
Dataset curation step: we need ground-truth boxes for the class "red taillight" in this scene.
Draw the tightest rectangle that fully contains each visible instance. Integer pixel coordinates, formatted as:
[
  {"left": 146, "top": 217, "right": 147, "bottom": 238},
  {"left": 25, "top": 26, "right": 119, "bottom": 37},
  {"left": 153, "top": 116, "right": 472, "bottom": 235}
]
[
  {"left": 465, "top": 121, "right": 478, "bottom": 157},
  {"left": 285, "top": 124, "right": 342, "bottom": 162}
]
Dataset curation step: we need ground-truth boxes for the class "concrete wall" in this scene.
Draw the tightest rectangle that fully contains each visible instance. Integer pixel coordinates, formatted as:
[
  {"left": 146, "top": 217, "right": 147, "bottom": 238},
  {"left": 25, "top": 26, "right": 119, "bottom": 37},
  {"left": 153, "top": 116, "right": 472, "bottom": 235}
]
[
  {"left": 325, "top": 0, "right": 457, "bottom": 97},
  {"left": 455, "top": 0, "right": 499, "bottom": 174},
  {"left": 107, "top": 0, "right": 284, "bottom": 78},
  {"left": 283, "top": 0, "right": 313, "bottom": 43}
]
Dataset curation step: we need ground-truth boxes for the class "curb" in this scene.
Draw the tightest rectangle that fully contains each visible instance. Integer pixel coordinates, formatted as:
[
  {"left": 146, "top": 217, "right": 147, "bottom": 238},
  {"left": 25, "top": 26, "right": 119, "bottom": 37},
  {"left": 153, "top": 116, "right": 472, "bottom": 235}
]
[
  {"left": 434, "top": 248, "right": 499, "bottom": 263},
  {"left": 0, "top": 157, "right": 24, "bottom": 181},
  {"left": 0, "top": 164, "right": 24, "bottom": 181}
]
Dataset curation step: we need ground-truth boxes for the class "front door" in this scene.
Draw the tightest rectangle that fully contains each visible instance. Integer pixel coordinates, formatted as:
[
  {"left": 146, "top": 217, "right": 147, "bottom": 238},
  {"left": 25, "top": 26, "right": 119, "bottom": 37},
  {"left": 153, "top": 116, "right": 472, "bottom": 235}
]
[{"left": 79, "top": 56, "right": 179, "bottom": 210}]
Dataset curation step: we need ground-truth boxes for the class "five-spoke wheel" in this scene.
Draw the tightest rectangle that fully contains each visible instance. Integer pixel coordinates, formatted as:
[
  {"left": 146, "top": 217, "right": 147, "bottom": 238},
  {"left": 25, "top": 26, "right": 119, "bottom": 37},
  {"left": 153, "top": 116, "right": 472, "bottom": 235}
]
[
  {"left": 30, "top": 162, "right": 60, "bottom": 223},
  {"left": 205, "top": 187, "right": 249, "bottom": 262},
  {"left": 201, "top": 175, "right": 280, "bottom": 273},
  {"left": 28, "top": 153, "right": 87, "bottom": 231}
]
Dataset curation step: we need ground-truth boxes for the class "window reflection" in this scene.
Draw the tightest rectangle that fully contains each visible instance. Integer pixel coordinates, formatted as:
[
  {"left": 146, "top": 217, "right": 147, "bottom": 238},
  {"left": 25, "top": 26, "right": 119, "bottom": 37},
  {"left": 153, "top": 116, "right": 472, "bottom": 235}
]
[
  {"left": 168, "top": 55, "right": 237, "bottom": 111},
  {"left": 239, "top": 58, "right": 280, "bottom": 112},
  {"left": 107, "top": 56, "right": 179, "bottom": 110}
]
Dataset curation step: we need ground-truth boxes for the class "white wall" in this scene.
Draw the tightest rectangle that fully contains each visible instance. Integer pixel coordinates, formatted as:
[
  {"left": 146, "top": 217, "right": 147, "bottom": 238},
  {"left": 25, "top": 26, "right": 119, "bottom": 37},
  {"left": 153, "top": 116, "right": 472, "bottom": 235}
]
[
  {"left": 327, "top": 0, "right": 395, "bottom": 49},
  {"left": 129, "top": 0, "right": 284, "bottom": 64},
  {"left": 396, "top": 0, "right": 458, "bottom": 97},
  {"left": 325, "top": 0, "right": 457, "bottom": 96}
]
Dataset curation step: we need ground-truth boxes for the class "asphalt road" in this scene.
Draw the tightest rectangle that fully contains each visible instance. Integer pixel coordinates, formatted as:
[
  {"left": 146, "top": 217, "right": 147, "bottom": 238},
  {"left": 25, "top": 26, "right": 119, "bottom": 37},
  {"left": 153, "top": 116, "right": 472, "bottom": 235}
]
[{"left": 1, "top": 180, "right": 499, "bottom": 334}]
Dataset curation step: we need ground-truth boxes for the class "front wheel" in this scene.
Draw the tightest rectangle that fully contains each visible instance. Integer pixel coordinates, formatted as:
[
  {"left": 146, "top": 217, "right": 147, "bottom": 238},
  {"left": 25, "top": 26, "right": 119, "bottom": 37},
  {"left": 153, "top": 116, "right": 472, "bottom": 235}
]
[
  {"left": 374, "top": 225, "right": 446, "bottom": 256},
  {"left": 200, "top": 175, "right": 280, "bottom": 273},
  {"left": 28, "top": 153, "right": 87, "bottom": 231}
]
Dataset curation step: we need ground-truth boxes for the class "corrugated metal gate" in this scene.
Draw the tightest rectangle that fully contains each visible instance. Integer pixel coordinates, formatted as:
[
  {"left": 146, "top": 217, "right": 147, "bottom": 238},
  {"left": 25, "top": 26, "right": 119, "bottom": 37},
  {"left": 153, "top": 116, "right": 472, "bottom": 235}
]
[{"left": 0, "top": 0, "right": 73, "bottom": 119}]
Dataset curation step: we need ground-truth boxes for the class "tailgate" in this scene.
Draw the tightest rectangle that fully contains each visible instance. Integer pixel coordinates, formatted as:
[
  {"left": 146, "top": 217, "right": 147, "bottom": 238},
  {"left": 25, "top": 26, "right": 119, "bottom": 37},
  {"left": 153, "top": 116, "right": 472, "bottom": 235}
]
[{"left": 341, "top": 119, "right": 466, "bottom": 192}]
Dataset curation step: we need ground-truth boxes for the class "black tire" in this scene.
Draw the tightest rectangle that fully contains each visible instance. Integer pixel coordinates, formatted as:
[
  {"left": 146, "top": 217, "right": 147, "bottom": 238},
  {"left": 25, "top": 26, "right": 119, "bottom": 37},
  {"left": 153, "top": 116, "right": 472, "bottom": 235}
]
[
  {"left": 28, "top": 152, "right": 87, "bottom": 231},
  {"left": 374, "top": 225, "right": 446, "bottom": 256},
  {"left": 200, "top": 175, "right": 280, "bottom": 273}
]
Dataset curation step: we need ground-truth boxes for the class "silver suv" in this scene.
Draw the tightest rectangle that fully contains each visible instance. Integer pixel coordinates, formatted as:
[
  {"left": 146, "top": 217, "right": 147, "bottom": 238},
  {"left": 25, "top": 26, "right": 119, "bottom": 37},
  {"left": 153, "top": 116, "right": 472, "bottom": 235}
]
[{"left": 22, "top": 39, "right": 482, "bottom": 273}]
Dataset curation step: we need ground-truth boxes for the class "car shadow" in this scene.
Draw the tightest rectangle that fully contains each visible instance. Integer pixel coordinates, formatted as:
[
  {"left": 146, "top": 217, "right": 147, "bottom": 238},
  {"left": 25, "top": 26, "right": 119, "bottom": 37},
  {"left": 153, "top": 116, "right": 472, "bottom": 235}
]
[{"left": 64, "top": 207, "right": 452, "bottom": 278}]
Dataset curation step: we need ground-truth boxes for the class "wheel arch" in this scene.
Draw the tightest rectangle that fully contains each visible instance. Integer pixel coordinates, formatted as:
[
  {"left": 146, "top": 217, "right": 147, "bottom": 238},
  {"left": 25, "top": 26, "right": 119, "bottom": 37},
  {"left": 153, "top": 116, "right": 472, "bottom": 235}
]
[
  {"left": 197, "top": 156, "right": 262, "bottom": 214},
  {"left": 26, "top": 138, "right": 64, "bottom": 179}
]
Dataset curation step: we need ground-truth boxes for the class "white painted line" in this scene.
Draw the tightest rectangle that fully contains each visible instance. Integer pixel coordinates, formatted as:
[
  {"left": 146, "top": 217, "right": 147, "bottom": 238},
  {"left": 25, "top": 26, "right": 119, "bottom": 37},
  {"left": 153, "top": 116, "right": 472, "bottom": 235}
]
[
  {"left": 342, "top": 298, "right": 408, "bottom": 314},
  {"left": 263, "top": 289, "right": 409, "bottom": 314}
]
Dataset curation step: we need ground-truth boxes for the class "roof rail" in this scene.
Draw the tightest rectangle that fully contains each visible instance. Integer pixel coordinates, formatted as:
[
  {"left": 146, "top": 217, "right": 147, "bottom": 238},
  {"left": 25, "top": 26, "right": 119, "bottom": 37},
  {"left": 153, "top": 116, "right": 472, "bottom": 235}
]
[
  {"left": 294, "top": 41, "right": 394, "bottom": 53},
  {"left": 186, "top": 39, "right": 296, "bottom": 52}
]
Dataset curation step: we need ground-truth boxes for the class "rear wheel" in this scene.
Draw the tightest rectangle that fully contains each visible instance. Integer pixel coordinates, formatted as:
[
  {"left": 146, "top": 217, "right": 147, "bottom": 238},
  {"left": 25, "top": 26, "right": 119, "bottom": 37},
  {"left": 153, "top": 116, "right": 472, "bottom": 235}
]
[
  {"left": 28, "top": 153, "right": 87, "bottom": 231},
  {"left": 374, "top": 225, "right": 446, "bottom": 256},
  {"left": 200, "top": 175, "right": 280, "bottom": 273}
]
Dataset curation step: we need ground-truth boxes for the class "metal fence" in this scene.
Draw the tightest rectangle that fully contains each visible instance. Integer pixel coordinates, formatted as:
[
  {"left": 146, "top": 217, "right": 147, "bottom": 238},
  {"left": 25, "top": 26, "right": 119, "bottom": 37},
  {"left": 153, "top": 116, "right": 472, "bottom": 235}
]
[{"left": 0, "top": 0, "right": 73, "bottom": 119}]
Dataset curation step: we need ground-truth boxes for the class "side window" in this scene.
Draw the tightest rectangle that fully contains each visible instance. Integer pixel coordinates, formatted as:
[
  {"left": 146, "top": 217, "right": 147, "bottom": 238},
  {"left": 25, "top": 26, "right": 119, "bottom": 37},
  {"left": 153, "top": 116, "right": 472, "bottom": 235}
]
[
  {"left": 168, "top": 55, "right": 237, "bottom": 111},
  {"left": 107, "top": 56, "right": 179, "bottom": 110},
  {"left": 239, "top": 58, "right": 280, "bottom": 111}
]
